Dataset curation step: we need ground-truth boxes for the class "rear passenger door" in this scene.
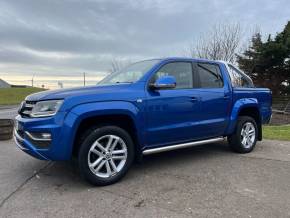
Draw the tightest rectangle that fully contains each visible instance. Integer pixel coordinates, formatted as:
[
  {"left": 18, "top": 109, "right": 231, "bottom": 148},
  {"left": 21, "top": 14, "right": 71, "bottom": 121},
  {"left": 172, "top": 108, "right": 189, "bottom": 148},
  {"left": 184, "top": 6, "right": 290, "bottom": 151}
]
[{"left": 194, "top": 62, "right": 231, "bottom": 138}]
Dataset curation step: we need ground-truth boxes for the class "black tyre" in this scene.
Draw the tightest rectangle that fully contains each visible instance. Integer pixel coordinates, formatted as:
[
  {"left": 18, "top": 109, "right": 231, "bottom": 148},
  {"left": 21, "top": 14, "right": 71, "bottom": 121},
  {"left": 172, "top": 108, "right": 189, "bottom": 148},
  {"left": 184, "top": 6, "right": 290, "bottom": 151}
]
[
  {"left": 78, "top": 125, "right": 134, "bottom": 186},
  {"left": 228, "top": 116, "right": 258, "bottom": 153}
]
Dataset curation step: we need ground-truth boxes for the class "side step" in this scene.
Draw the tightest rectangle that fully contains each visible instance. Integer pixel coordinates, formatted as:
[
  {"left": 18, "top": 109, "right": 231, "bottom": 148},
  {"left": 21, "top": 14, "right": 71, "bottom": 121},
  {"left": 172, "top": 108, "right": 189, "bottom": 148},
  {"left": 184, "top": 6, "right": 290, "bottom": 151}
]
[{"left": 142, "top": 137, "right": 225, "bottom": 155}]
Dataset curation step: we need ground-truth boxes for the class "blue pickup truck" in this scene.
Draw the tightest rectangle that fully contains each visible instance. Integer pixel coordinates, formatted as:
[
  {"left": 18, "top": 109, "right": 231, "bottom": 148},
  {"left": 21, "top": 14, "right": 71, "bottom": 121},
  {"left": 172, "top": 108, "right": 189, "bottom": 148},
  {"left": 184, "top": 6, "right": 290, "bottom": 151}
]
[{"left": 14, "top": 58, "right": 272, "bottom": 185}]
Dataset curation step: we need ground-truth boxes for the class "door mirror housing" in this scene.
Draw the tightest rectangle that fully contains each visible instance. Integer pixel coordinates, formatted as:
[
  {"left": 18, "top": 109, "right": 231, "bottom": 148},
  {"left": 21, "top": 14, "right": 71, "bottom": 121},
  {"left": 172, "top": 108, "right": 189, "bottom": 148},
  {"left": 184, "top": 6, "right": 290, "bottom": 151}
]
[{"left": 149, "top": 76, "right": 176, "bottom": 90}]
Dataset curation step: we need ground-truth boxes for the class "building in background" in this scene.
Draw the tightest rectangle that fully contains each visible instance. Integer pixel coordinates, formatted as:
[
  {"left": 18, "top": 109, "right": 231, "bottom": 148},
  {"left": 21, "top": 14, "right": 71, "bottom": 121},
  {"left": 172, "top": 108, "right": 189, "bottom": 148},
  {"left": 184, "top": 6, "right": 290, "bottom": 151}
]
[
  {"left": 0, "top": 79, "right": 11, "bottom": 88},
  {"left": 0, "top": 78, "right": 30, "bottom": 88}
]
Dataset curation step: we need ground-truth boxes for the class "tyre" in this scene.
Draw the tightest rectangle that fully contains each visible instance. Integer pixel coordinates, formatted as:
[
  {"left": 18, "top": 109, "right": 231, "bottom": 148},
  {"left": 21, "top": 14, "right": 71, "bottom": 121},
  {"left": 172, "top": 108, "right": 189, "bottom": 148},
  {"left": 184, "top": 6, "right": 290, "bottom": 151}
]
[
  {"left": 228, "top": 116, "right": 258, "bottom": 153},
  {"left": 78, "top": 125, "right": 134, "bottom": 186}
]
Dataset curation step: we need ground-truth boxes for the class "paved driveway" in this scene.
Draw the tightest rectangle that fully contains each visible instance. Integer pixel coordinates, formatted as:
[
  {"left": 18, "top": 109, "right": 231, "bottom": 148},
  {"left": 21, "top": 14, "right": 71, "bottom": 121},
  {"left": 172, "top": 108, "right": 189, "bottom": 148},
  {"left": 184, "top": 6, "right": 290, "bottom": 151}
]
[
  {"left": 0, "top": 139, "right": 290, "bottom": 217},
  {"left": 0, "top": 106, "right": 18, "bottom": 119}
]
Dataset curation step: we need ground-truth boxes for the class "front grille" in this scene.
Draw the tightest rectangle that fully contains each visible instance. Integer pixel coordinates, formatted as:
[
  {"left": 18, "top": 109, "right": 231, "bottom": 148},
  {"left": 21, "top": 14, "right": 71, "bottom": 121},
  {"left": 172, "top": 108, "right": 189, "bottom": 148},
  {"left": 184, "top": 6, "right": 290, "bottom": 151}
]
[{"left": 19, "top": 101, "right": 36, "bottom": 117}]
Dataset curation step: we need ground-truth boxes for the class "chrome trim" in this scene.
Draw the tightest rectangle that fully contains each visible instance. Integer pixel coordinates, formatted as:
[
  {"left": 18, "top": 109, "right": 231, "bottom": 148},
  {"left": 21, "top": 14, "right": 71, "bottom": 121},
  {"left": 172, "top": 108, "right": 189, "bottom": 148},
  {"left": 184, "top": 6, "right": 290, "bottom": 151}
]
[
  {"left": 14, "top": 129, "right": 24, "bottom": 141},
  {"left": 25, "top": 131, "right": 52, "bottom": 141},
  {"left": 14, "top": 129, "right": 50, "bottom": 160},
  {"left": 13, "top": 129, "right": 28, "bottom": 150},
  {"left": 30, "top": 112, "right": 57, "bottom": 118},
  {"left": 142, "top": 137, "right": 225, "bottom": 155},
  {"left": 14, "top": 138, "right": 27, "bottom": 150}
]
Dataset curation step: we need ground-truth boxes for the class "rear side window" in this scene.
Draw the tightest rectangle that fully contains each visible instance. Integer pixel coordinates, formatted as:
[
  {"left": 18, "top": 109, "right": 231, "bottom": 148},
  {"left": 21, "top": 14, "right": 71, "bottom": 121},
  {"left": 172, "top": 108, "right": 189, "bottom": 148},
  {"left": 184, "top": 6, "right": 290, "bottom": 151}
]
[
  {"left": 197, "top": 63, "right": 223, "bottom": 88},
  {"left": 153, "top": 62, "right": 193, "bottom": 89},
  {"left": 228, "top": 65, "right": 254, "bottom": 88}
]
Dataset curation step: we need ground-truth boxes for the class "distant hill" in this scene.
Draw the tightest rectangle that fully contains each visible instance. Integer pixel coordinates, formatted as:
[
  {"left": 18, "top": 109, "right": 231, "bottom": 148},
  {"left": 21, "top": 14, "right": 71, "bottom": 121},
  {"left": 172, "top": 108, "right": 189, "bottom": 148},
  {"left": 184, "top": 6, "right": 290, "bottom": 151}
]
[{"left": 0, "top": 78, "right": 31, "bottom": 88}]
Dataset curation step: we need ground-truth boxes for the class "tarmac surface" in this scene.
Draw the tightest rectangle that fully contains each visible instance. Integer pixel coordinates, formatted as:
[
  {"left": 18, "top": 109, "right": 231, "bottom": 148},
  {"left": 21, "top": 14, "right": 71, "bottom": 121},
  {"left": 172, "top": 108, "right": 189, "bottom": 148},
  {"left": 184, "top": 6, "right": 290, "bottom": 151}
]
[
  {"left": 0, "top": 138, "right": 290, "bottom": 217},
  {"left": 0, "top": 106, "right": 18, "bottom": 119}
]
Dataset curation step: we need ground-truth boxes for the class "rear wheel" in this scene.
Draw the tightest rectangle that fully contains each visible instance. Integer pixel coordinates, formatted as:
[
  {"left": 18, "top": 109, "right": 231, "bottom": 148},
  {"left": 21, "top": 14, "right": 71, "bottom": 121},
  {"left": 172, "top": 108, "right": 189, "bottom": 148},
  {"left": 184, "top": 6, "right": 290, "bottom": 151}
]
[
  {"left": 78, "top": 126, "right": 134, "bottom": 186},
  {"left": 228, "top": 116, "right": 258, "bottom": 153}
]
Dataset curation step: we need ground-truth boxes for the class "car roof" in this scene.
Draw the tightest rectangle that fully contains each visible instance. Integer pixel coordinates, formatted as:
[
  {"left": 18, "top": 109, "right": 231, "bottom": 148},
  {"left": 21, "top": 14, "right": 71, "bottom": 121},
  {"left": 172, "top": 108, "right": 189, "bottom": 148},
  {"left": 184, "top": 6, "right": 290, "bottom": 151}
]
[{"left": 159, "top": 57, "right": 224, "bottom": 65}]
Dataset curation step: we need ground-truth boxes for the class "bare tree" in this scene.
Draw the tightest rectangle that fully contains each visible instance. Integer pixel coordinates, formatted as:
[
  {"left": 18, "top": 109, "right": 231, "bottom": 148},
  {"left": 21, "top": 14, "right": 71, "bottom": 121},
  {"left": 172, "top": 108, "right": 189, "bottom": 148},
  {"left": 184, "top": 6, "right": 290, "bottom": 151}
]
[
  {"left": 109, "top": 58, "right": 132, "bottom": 73},
  {"left": 187, "top": 23, "right": 242, "bottom": 63}
]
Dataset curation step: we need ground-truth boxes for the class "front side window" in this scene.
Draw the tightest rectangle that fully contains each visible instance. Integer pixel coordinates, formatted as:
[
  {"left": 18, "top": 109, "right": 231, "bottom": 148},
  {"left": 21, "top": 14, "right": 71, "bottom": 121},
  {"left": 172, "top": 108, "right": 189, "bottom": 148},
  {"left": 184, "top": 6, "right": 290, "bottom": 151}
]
[
  {"left": 99, "top": 60, "right": 159, "bottom": 85},
  {"left": 152, "top": 62, "right": 193, "bottom": 89},
  {"left": 228, "top": 65, "right": 254, "bottom": 88},
  {"left": 197, "top": 63, "right": 223, "bottom": 88}
]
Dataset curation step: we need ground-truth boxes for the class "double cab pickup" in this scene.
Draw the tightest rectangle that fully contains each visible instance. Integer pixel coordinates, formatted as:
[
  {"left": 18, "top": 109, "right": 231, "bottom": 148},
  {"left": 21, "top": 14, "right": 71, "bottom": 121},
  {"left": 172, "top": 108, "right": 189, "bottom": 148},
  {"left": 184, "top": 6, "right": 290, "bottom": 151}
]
[{"left": 14, "top": 58, "right": 272, "bottom": 185}]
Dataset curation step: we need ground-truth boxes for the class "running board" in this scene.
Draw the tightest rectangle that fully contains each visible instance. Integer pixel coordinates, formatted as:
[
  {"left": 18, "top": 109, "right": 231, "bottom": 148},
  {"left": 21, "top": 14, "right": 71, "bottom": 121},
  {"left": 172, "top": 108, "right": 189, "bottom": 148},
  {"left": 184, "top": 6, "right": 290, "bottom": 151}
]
[{"left": 142, "top": 137, "right": 225, "bottom": 155}]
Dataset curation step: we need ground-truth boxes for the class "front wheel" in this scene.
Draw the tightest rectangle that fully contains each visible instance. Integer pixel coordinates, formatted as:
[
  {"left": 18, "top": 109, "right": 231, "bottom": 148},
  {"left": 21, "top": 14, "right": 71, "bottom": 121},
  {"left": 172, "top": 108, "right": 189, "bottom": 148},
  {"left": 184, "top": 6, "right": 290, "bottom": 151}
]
[
  {"left": 78, "top": 126, "right": 134, "bottom": 186},
  {"left": 228, "top": 116, "right": 258, "bottom": 153}
]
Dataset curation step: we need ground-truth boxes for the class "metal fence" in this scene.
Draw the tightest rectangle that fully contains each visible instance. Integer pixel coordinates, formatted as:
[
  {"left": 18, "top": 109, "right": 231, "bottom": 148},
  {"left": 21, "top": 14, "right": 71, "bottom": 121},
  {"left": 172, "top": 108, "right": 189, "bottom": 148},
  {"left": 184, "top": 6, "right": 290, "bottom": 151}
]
[{"left": 272, "top": 96, "right": 290, "bottom": 114}]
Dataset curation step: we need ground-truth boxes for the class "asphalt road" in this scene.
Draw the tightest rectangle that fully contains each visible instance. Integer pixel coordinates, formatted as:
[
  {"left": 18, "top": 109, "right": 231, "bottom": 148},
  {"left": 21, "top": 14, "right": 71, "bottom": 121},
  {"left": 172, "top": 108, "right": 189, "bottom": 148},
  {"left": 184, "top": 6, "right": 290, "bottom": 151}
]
[{"left": 0, "top": 138, "right": 290, "bottom": 218}]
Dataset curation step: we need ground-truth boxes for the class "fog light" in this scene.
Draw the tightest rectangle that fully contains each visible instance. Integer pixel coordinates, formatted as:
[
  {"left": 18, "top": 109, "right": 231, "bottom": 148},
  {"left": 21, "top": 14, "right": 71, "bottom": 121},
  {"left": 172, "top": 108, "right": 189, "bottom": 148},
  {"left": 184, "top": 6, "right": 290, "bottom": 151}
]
[
  {"left": 25, "top": 131, "right": 52, "bottom": 149},
  {"left": 40, "top": 133, "right": 52, "bottom": 140},
  {"left": 25, "top": 131, "right": 52, "bottom": 141}
]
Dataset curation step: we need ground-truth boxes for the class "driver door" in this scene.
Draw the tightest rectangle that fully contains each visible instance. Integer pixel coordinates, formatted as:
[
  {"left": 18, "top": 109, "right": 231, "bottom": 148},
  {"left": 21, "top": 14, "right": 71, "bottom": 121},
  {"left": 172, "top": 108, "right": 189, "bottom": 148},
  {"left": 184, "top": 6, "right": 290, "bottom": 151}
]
[{"left": 145, "top": 61, "right": 202, "bottom": 147}]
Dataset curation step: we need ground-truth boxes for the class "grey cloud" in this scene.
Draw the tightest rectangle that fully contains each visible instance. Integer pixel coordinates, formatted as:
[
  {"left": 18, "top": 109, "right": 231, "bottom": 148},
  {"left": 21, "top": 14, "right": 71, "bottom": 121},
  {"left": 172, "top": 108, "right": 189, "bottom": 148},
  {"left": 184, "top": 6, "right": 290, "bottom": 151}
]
[{"left": 0, "top": 0, "right": 289, "bottom": 77}]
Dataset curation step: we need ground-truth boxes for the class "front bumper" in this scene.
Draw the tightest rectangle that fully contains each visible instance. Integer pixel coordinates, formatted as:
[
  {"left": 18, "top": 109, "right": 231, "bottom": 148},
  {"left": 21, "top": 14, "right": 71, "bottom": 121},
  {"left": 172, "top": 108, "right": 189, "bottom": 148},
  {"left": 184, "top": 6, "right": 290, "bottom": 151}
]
[
  {"left": 13, "top": 111, "right": 78, "bottom": 161},
  {"left": 14, "top": 128, "right": 50, "bottom": 160}
]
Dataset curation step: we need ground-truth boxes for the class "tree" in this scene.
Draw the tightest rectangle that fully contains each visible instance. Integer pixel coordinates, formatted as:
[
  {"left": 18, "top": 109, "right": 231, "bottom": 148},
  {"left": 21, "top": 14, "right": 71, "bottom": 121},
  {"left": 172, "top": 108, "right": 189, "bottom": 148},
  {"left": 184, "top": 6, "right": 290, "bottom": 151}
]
[
  {"left": 236, "top": 33, "right": 263, "bottom": 77},
  {"left": 237, "top": 21, "right": 290, "bottom": 95},
  {"left": 187, "top": 23, "right": 242, "bottom": 63}
]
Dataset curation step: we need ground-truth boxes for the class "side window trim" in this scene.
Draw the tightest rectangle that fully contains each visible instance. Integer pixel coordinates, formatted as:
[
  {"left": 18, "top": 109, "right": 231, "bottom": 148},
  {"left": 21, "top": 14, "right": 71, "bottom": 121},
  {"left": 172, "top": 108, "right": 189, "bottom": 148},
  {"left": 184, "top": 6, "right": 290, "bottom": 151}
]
[
  {"left": 148, "top": 61, "right": 195, "bottom": 90},
  {"left": 191, "top": 62, "right": 201, "bottom": 88},
  {"left": 195, "top": 62, "right": 224, "bottom": 89}
]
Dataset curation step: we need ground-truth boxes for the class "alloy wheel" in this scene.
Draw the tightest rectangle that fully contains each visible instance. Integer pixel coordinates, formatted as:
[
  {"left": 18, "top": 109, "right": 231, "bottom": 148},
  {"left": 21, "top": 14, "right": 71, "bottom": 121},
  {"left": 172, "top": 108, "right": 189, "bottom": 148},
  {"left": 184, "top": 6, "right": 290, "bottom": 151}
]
[
  {"left": 87, "top": 135, "right": 127, "bottom": 178},
  {"left": 240, "top": 122, "right": 256, "bottom": 149}
]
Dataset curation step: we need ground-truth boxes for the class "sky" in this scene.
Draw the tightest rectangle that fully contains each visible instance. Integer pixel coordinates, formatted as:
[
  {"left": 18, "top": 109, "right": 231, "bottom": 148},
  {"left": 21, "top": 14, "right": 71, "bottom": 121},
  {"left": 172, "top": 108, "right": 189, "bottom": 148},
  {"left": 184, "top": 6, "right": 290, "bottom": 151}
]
[{"left": 0, "top": 0, "right": 289, "bottom": 88}]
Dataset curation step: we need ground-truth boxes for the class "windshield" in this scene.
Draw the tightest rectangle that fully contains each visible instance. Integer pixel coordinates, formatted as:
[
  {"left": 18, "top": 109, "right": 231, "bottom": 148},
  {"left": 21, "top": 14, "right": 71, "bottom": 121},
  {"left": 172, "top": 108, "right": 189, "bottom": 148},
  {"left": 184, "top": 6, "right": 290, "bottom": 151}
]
[{"left": 99, "top": 60, "right": 159, "bottom": 85}]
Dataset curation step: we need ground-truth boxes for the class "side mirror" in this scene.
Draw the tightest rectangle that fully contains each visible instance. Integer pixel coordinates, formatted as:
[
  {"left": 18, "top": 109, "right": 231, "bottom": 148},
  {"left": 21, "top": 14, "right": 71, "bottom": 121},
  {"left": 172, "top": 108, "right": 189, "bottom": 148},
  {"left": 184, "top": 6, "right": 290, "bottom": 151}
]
[{"left": 149, "top": 75, "right": 176, "bottom": 90}]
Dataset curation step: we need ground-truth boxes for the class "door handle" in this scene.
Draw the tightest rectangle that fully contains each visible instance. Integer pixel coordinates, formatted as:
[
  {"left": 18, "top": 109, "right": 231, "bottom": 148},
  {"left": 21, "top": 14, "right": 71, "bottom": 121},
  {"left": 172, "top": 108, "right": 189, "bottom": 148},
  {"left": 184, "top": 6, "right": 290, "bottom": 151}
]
[
  {"left": 190, "top": 97, "right": 198, "bottom": 102},
  {"left": 223, "top": 95, "right": 230, "bottom": 99}
]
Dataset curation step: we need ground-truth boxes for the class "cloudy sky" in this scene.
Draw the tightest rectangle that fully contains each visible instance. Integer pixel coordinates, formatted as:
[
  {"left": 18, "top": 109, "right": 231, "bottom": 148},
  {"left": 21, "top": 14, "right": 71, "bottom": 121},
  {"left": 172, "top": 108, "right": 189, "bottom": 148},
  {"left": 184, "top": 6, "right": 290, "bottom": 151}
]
[{"left": 0, "top": 0, "right": 289, "bottom": 87}]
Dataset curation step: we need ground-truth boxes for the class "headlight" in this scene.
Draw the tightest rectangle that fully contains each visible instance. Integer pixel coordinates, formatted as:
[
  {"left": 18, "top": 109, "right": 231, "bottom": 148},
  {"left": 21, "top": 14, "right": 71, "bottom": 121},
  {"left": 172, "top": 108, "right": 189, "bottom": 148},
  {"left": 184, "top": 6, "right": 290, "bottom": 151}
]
[{"left": 30, "top": 100, "right": 63, "bottom": 117}]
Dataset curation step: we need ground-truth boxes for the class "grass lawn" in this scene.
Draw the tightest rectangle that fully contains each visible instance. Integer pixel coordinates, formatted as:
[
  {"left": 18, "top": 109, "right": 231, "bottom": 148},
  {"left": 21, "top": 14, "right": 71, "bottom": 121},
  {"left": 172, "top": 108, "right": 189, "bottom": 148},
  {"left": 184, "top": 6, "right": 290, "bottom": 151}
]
[
  {"left": 0, "top": 87, "right": 45, "bottom": 105},
  {"left": 263, "top": 125, "right": 290, "bottom": 141}
]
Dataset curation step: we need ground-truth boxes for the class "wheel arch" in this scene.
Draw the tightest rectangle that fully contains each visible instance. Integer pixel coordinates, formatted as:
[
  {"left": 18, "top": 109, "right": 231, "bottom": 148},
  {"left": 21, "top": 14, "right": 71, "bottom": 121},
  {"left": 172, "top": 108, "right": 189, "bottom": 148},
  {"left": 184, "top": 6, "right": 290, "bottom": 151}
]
[
  {"left": 227, "top": 98, "right": 262, "bottom": 140},
  {"left": 67, "top": 101, "right": 144, "bottom": 160}
]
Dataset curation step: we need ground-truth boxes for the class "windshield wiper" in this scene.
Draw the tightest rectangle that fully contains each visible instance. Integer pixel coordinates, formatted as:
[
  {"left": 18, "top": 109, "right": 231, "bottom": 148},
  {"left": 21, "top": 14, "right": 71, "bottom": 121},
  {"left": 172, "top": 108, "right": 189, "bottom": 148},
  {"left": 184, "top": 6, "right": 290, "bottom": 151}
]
[{"left": 115, "top": 81, "right": 133, "bottom": 84}]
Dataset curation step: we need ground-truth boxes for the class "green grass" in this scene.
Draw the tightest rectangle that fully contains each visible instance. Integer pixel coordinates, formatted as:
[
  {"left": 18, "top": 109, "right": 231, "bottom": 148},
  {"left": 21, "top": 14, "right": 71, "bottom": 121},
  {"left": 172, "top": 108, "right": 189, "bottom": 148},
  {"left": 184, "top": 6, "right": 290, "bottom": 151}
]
[
  {"left": 263, "top": 125, "right": 290, "bottom": 141},
  {"left": 0, "top": 87, "right": 46, "bottom": 105}
]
